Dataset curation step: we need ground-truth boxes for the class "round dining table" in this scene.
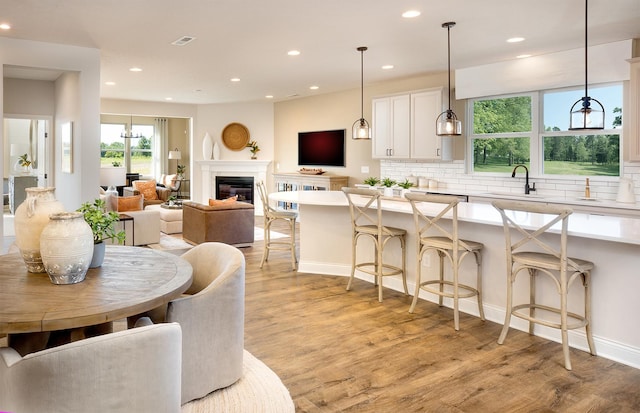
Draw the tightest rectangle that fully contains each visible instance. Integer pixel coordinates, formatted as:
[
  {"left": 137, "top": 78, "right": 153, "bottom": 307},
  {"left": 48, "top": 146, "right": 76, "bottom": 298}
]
[{"left": 0, "top": 246, "right": 192, "bottom": 349}]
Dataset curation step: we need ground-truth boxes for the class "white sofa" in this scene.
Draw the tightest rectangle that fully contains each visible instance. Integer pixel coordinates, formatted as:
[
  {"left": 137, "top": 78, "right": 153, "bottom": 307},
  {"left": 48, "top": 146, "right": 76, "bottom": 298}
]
[{"left": 115, "top": 209, "right": 161, "bottom": 246}]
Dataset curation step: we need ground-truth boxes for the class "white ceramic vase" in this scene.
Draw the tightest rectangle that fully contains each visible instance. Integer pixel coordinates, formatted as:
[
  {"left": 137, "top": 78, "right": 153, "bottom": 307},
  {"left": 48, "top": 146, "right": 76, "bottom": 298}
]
[
  {"left": 213, "top": 141, "right": 220, "bottom": 160},
  {"left": 202, "top": 132, "right": 213, "bottom": 160},
  {"left": 14, "top": 187, "right": 65, "bottom": 273},
  {"left": 40, "top": 211, "right": 94, "bottom": 284}
]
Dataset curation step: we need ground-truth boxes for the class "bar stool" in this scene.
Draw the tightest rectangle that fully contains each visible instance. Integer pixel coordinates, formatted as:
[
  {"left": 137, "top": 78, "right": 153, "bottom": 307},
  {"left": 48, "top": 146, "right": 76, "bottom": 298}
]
[
  {"left": 492, "top": 200, "right": 596, "bottom": 370},
  {"left": 256, "top": 181, "right": 298, "bottom": 270},
  {"left": 405, "top": 193, "right": 485, "bottom": 330},
  {"left": 342, "top": 187, "right": 407, "bottom": 302}
]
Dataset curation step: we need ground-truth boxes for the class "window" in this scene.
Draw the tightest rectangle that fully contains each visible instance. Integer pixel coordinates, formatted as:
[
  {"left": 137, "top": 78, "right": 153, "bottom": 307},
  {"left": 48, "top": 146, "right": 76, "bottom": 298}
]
[
  {"left": 469, "top": 83, "right": 622, "bottom": 177},
  {"left": 100, "top": 123, "right": 155, "bottom": 177}
]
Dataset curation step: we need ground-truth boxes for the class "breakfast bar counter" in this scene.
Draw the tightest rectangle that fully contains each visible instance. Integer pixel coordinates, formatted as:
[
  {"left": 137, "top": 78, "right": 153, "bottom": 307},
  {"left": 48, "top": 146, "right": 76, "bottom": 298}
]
[{"left": 269, "top": 190, "right": 640, "bottom": 369}]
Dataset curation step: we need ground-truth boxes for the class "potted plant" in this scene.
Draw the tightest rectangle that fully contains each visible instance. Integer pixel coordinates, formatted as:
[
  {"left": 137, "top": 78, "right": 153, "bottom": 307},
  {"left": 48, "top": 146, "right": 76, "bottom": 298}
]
[
  {"left": 381, "top": 177, "right": 397, "bottom": 197},
  {"left": 77, "top": 198, "right": 126, "bottom": 268},
  {"left": 363, "top": 176, "right": 380, "bottom": 189},
  {"left": 17, "top": 153, "right": 32, "bottom": 174},
  {"left": 246, "top": 140, "right": 260, "bottom": 159},
  {"left": 397, "top": 179, "right": 414, "bottom": 197},
  {"left": 176, "top": 164, "right": 186, "bottom": 179}
]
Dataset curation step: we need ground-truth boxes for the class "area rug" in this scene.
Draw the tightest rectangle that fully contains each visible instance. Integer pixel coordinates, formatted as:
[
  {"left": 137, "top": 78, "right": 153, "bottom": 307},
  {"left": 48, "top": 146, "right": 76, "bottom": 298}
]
[
  {"left": 253, "top": 227, "right": 287, "bottom": 241},
  {"left": 181, "top": 350, "right": 294, "bottom": 412}
]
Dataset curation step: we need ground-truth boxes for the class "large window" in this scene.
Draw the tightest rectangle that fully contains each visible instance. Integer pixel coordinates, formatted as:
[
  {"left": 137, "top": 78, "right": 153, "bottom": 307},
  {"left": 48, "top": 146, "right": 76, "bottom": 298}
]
[
  {"left": 100, "top": 123, "right": 155, "bottom": 176},
  {"left": 469, "top": 83, "right": 622, "bottom": 177}
]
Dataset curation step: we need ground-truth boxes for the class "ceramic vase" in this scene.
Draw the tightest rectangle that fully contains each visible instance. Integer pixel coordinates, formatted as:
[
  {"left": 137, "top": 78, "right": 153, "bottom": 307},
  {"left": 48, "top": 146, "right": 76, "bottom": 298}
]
[
  {"left": 40, "top": 212, "right": 94, "bottom": 284},
  {"left": 14, "top": 187, "right": 65, "bottom": 273},
  {"left": 202, "top": 132, "right": 213, "bottom": 160},
  {"left": 89, "top": 241, "right": 106, "bottom": 268},
  {"left": 213, "top": 141, "right": 220, "bottom": 160}
]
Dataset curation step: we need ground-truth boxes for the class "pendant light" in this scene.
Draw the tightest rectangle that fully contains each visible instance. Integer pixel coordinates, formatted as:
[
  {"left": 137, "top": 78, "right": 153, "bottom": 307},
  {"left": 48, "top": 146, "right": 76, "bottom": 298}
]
[
  {"left": 121, "top": 114, "right": 143, "bottom": 139},
  {"left": 569, "top": 0, "right": 604, "bottom": 130},
  {"left": 436, "top": 22, "right": 462, "bottom": 136},
  {"left": 352, "top": 46, "right": 371, "bottom": 140}
]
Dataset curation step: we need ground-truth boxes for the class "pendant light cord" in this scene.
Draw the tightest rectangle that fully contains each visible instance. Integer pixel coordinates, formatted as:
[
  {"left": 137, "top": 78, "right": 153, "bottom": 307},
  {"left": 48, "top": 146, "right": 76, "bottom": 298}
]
[
  {"left": 447, "top": 23, "right": 452, "bottom": 111},
  {"left": 583, "top": 0, "right": 588, "bottom": 99},
  {"left": 360, "top": 48, "right": 365, "bottom": 119}
]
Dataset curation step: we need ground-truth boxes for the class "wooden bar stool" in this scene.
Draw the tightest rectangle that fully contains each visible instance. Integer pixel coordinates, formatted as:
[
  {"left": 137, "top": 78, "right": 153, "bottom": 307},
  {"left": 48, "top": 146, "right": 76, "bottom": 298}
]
[
  {"left": 405, "top": 193, "right": 485, "bottom": 330},
  {"left": 492, "top": 200, "right": 596, "bottom": 370},
  {"left": 256, "top": 181, "right": 298, "bottom": 271},
  {"left": 342, "top": 187, "right": 407, "bottom": 302}
]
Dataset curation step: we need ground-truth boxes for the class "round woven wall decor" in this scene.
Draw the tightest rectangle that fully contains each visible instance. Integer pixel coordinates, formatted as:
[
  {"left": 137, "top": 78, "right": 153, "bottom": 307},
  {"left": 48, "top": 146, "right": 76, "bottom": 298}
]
[{"left": 221, "top": 122, "right": 250, "bottom": 151}]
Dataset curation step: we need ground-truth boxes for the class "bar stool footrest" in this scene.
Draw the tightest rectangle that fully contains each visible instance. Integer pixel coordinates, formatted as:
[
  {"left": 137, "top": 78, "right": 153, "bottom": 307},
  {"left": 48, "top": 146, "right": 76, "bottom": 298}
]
[{"left": 512, "top": 303, "right": 589, "bottom": 330}]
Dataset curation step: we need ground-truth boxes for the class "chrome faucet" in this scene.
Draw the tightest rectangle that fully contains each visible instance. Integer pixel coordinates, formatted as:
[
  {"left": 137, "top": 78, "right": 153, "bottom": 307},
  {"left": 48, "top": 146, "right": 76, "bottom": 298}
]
[{"left": 511, "top": 164, "right": 536, "bottom": 195}]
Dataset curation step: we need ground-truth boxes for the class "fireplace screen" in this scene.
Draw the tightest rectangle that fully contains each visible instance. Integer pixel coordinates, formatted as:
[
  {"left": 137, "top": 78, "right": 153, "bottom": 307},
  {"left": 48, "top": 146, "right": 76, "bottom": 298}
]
[{"left": 215, "top": 176, "right": 254, "bottom": 204}]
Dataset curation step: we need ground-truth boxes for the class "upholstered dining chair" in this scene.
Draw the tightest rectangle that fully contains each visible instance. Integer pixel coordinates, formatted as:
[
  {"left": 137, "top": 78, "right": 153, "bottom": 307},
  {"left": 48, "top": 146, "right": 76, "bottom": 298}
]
[
  {"left": 405, "top": 193, "right": 485, "bottom": 330},
  {"left": 342, "top": 187, "right": 407, "bottom": 302},
  {"left": 0, "top": 323, "right": 182, "bottom": 413},
  {"left": 153, "top": 242, "right": 246, "bottom": 405},
  {"left": 492, "top": 200, "right": 596, "bottom": 370},
  {"left": 256, "top": 180, "right": 298, "bottom": 270}
]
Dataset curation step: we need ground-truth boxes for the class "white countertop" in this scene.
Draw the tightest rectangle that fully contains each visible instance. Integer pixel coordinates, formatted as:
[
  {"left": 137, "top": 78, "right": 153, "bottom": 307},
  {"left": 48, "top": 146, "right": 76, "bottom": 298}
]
[{"left": 269, "top": 190, "right": 640, "bottom": 245}]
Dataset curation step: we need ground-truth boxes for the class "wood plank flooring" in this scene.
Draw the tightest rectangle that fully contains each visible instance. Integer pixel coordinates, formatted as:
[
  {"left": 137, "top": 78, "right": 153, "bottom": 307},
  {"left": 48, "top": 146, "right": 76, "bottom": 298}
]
[{"left": 244, "top": 218, "right": 640, "bottom": 413}]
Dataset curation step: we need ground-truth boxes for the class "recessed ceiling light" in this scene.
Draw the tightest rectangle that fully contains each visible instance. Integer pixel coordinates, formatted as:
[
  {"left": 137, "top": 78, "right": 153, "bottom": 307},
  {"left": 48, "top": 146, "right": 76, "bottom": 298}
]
[
  {"left": 402, "top": 10, "right": 421, "bottom": 18},
  {"left": 517, "top": 54, "right": 532, "bottom": 59},
  {"left": 382, "top": 65, "right": 394, "bottom": 70},
  {"left": 507, "top": 37, "right": 525, "bottom": 43},
  {"left": 230, "top": 78, "right": 240, "bottom": 82},
  {"left": 129, "top": 67, "right": 143, "bottom": 72},
  {"left": 0, "top": 23, "right": 11, "bottom": 30},
  {"left": 104, "top": 81, "right": 116, "bottom": 86},
  {"left": 287, "top": 50, "right": 300, "bottom": 56},
  {"left": 265, "top": 95, "right": 274, "bottom": 99},
  {"left": 309, "top": 85, "right": 319, "bottom": 90},
  {"left": 165, "top": 97, "right": 173, "bottom": 101},
  {"left": 171, "top": 36, "right": 196, "bottom": 46}
]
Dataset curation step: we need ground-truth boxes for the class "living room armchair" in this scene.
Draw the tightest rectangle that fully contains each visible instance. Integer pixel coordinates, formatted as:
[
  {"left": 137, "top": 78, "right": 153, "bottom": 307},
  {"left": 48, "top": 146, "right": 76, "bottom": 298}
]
[{"left": 123, "top": 179, "right": 171, "bottom": 207}]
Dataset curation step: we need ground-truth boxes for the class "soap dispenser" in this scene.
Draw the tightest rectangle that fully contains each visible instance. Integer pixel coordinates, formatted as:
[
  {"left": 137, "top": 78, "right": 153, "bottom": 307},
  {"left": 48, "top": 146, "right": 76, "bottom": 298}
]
[{"left": 616, "top": 177, "right": 636, "bottom": 204}]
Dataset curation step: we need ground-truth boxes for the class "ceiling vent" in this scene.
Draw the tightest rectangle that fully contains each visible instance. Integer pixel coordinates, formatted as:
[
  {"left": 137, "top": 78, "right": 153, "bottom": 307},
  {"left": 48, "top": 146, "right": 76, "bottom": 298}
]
[{"left": 171, "top": 36, "right": 196, "bottom": 46}]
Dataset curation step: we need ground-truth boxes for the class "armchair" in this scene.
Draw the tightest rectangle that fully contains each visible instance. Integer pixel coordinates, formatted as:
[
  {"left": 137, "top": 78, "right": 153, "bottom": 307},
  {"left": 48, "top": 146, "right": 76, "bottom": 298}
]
[
  {"left": 0, "top": 323, "right": 182, "bottom": 413},
  {"left": 123, "top": 179, "right": 171, "bottom": 207}
]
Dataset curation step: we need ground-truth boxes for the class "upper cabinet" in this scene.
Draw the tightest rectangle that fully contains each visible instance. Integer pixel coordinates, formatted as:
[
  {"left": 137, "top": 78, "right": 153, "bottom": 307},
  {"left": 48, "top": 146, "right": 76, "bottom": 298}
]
[
  {"left": 372, "top": 87, "right": 452, "bottom": 160},
  {"left": 372, "top": 94, "right": 410, "bottom": 158}
]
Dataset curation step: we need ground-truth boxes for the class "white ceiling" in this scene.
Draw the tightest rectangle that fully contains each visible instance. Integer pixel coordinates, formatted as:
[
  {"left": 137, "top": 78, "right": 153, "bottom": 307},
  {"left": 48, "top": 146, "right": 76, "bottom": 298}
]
[{"left": 1, "top": 0, "right": 639, "bottom": 105}]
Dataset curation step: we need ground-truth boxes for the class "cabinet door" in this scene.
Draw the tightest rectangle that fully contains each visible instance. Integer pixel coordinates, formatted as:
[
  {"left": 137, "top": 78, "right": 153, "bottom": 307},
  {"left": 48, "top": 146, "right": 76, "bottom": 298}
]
[
  {"left": 411, "top": 89, "right": 451, "bottom": 160},
  {"left": 372, "top": 95, "right": 410, "bottom": 158}
]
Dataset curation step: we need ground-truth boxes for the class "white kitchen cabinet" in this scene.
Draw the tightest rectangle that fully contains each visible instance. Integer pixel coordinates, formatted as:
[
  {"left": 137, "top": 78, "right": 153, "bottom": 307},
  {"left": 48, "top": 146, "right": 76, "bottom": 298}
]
[
  {"left": 411, "top": 88, "right": 452, "bottom": 160},
  {"left": 372, "top": 88, "right": 451, "bottom": 160},
  {"left": 372, "top": 94, "right": 410, "bottom": 158},
  {"left": 628, "top": 57, "right": 640, "bottom": 161}
]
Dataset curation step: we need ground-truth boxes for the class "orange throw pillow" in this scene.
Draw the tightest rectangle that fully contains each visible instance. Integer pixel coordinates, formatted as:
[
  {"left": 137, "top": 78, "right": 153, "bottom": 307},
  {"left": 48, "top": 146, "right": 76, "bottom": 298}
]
[
  {"left": 208, "top": 195, "right": 238, "bottom": 206},
  {"left": 118, "top": 195, "right": 143, "bottom": 212},
  {"left": 133, "top": 180, "right": 158, "bottom": 200}
]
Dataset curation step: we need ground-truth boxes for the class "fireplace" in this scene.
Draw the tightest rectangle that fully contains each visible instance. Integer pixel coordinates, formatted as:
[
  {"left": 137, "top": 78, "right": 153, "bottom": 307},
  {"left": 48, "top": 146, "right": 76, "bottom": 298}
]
[{"left": 216, "top": 176, "right": 254, "bottom": 204}]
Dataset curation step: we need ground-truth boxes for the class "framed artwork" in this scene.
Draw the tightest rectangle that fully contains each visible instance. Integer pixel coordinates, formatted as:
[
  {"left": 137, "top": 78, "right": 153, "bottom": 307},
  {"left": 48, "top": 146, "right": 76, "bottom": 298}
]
[{"left": 61, "top": 121, "right": 73, "bottom": 173}]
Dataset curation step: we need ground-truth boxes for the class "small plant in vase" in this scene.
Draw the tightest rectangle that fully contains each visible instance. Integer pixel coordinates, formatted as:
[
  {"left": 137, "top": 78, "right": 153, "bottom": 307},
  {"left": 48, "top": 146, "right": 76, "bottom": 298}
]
[
  {"left": 246, "top": 140, "right": 260, "bottom": 159},
  {"left": 363, "top": 177, "right": 380, "bottom": 188},
  {"left": 17, "top": 153, "right": 32, "bottom": 174},
  {"left": 77, "top": 199, "right": 126, "bottom": 268},
  {"left": 381, "top": 178, "right": 397, "bottom": 197},
  {"left": 397, "top": 179, "right": 414, "bottom": 197},
  {"left": 176, "top": 164, "right": 186, "bottom": 179}
]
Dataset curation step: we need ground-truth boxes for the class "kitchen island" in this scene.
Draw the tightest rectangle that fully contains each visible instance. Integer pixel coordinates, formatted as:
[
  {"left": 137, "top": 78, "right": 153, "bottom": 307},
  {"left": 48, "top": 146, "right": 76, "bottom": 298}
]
[{"left": 269, "top": 190, "right": 640, "bottom": 369}]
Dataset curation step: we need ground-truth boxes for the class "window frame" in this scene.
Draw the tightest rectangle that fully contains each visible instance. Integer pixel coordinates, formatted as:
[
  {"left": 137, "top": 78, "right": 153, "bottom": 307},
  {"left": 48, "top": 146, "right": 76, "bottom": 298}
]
[{"left": 466, "top": 83, "right": 622, "bottom": 179}]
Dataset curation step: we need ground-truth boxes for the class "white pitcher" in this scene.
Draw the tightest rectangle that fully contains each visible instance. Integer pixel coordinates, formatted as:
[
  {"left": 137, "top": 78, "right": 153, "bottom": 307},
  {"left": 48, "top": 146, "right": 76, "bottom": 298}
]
[{"left": 616, "top": 177, "right": 636, "bottom": 204}]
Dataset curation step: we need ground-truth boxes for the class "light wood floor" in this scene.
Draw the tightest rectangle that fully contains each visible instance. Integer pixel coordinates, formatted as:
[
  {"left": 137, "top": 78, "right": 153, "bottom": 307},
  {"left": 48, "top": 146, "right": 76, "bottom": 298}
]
[{"left": 245, "top": 218, "right": 640, "bottom": 413}]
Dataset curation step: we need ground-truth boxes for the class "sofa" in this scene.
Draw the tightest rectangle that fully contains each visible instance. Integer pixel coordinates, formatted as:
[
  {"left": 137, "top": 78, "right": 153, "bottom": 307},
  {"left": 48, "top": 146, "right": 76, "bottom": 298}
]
[
  {"left": 182, "top": 201, "right": 254, "bottom": 247},
  {"left": 100, "top": 191, "right": 161, "bottom": 246}
]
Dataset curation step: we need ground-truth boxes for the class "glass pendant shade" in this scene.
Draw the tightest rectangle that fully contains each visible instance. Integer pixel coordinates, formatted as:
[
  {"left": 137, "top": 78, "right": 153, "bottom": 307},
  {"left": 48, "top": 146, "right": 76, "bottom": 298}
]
[
  {"left": 436, "top": 110, "right": 462, "bottom": 136},
  {"left": 436, "top": 22, "right": 462, "bottom": 137},
  {"left": 352, "top": 46, "right": 371, "bottom": 140},
  {"left": 569, "top": 96, "right": 605, "bottom": 130},
  {"left": 569, "top": 0, "right": 604, "bottom": 130},
  {"left": 352, "top": 118, "right": 371, "bottom": 140}
]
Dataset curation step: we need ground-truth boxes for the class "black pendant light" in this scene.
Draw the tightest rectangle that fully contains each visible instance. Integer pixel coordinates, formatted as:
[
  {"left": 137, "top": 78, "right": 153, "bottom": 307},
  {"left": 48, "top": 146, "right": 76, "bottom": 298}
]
[
  {"left": 436, "top": 22, "right": 462, "bottom": 136},
  {"left": 569, "top": 0, "right": 605, "bottom": 130},
  {"left": 352, "top": 46, "right": 371, "bottom": 140}
]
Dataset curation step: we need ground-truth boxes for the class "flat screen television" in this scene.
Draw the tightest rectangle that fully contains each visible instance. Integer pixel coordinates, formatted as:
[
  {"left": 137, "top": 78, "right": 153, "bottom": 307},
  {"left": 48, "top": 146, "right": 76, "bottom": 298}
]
[{"left": 298, "top": 129, "right": 346, "bottom": 167}]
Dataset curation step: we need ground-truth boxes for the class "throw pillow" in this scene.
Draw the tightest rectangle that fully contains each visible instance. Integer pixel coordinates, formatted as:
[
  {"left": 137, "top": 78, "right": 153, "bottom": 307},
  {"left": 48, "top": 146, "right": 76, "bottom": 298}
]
[
  {"left": 208, "top": 195, "right": 238, "bottom": 206},
  {"left": 133, "top": 180, "right": 158, "bottom": 200},
  {"left": 118, "top": 195, "right": 143, "bottom": 212}
]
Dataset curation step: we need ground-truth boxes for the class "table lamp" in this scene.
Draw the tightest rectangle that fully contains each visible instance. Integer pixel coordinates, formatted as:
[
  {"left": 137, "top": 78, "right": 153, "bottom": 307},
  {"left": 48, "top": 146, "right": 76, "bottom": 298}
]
[{"left": 100, "top": 167, "right": 126, "bottom": 211}]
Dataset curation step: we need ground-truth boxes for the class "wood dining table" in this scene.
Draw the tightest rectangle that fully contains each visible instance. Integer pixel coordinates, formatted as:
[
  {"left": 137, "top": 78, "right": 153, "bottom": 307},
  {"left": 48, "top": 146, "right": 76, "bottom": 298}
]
[{"left": 0, "top": 246, "right": 192, "bottom": 353}]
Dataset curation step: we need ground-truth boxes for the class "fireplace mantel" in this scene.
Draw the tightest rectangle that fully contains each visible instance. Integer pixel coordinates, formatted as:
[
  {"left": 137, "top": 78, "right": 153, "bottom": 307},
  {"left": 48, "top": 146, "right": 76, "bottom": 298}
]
[{"left": 197, "top": 160, "right": 271, "bottom": 214}]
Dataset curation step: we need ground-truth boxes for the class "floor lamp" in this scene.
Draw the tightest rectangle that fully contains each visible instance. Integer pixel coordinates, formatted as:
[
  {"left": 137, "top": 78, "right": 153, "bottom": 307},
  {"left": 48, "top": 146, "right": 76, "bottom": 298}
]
[{"left": 168, "top": 149, "right": 182, "bottom": 175}]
